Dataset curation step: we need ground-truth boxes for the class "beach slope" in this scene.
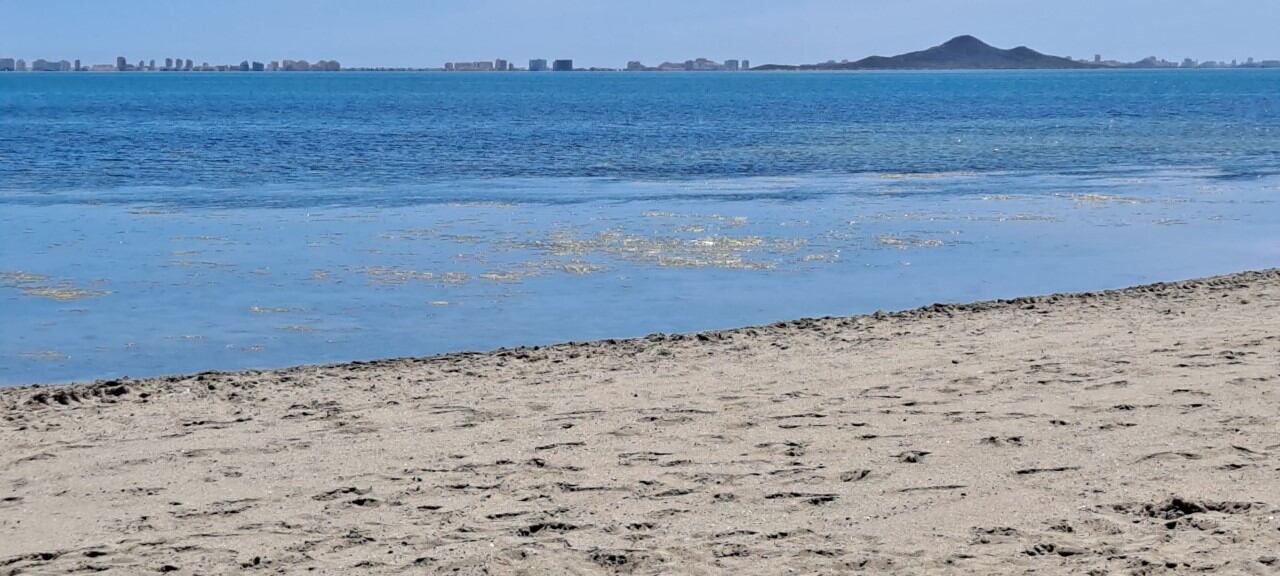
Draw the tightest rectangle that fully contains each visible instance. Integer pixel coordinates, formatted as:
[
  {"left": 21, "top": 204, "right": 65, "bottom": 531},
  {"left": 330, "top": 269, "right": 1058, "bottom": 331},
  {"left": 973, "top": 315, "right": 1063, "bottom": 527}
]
[{"left": 2, "top": 270, "right": 1278, "bottom": 574}]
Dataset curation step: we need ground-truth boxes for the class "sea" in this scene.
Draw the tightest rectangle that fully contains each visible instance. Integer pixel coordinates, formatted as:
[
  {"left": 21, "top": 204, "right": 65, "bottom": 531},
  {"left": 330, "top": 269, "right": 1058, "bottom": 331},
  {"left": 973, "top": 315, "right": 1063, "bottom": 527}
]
[{"left": 2, "top": 70, "right": 1279, "bottom": 385}]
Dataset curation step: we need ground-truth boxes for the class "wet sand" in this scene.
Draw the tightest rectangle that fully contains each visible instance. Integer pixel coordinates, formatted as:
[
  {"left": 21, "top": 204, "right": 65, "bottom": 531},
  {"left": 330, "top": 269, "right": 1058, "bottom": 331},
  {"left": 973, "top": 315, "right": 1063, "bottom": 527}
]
[{"left": 2, "top": 270, "right": 1278, "bottom": 575}]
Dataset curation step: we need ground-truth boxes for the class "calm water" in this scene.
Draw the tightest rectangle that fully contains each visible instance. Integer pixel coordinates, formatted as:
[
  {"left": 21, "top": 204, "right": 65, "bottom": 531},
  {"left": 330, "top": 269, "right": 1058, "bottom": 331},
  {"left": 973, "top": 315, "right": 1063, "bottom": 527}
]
[{"left": 2, "top": 71, "right": 1279, "bottom": 385}]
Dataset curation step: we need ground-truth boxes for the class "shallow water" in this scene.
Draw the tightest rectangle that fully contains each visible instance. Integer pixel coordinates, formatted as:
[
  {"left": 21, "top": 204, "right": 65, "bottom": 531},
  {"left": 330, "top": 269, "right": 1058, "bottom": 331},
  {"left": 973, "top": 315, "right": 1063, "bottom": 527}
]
[{"left": 2, "top": 71, "right": 1278, "bottom": 384}]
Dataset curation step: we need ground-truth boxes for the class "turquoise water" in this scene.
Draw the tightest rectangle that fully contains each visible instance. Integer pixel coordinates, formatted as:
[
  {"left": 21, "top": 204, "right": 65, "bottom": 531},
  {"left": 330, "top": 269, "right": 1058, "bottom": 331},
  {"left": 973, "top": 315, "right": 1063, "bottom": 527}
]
[{"left": 2, "top": 71, "right": 1279, "bottom": 384}]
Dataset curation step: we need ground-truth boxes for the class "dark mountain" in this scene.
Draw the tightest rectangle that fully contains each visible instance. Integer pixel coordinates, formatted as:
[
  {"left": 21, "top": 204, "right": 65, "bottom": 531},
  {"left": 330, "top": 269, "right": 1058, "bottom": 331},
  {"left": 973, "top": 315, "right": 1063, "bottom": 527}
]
[{"left": 756, "top": 36, "right": 1096, "bottom": 71}]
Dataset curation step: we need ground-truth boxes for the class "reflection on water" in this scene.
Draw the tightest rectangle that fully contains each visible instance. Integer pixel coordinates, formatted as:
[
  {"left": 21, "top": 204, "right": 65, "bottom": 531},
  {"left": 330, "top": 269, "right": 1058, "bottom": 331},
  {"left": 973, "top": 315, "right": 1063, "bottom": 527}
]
[{"left": 1, "top": 170, "right": 1278, "bottom": 385}]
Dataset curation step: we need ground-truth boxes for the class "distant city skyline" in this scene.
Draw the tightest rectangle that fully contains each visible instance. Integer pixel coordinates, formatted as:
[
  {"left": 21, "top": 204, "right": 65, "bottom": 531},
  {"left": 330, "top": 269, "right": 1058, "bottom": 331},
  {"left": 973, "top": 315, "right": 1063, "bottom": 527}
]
[
  {"left": 1, "top": 0, "right": 1278, "bottom": 69},
  {"left": 5, "top": 49, "right": 1279, "bottom": 74},
  {"left": 0, "top": 56, "right": 341, "bottom": 73},
  {"left": 6, "top": 43, "right": 1278, "bottom": 75}
]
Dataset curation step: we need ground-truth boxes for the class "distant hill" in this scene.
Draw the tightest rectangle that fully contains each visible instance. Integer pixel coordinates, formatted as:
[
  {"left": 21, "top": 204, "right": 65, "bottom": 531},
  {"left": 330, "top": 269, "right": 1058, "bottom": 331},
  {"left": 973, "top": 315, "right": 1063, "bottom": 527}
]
[{"left": 757, "top": 36, "right": 1096, "bottom": 71}]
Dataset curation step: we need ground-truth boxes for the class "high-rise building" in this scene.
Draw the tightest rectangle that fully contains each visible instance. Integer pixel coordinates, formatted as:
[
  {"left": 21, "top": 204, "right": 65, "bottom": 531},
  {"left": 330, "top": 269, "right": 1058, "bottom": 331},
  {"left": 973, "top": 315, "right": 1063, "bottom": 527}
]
[
  {"left": 686, "top": 58, "right": 723, "bottom": 71},
  {"left": 528, "top": 59, "right": 548, "bottom": 72},
  {"left": 164, "top": 58, "right": 173, "bottom": 70},
  {"left": 495, "top": 59, "right": 508, "bottom": 71},
  {"left": 116, "top": 56, "right": 128, "bottom": 71},
  {"left": 626, "top": 61, "right": 644, "bottom": 71},
  {"left": 251, "top": 61, "right": 265, "bottom": 72},
  {"left": 16, "top": 59, "right": 27, "bottom": 71},
  {"left": 185, "top": 59, "right": 193, "bottom": 71},
  {"left": 552, "top": 59, "right": 573, "bottom": 71},
  {"left": 450, "top": 61, "right": 495, "bottom": 71},
  {"left": 741, "top": 60, "right": 750, "bottom": 70},
  {"left": 0, "top": 58, "right": 15, "bottom": 72},
  {"left": 269, "top": 61, "right": 279, "bottom": 71},
  {"left": 149, "top": 60, "right": 156, "bottom": 71},
  {"left": 74, "top": 59, "right": 81, "bottom": 71},
  {"left": 724, "top": 59, "right": 740, "bottom": 71}
]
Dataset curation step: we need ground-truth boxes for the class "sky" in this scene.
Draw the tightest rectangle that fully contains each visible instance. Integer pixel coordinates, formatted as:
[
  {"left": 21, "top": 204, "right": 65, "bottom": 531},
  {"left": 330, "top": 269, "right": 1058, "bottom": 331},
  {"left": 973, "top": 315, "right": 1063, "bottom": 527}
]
[{"left": 1, "top": 0, "right": 1277, "bottom": 68}]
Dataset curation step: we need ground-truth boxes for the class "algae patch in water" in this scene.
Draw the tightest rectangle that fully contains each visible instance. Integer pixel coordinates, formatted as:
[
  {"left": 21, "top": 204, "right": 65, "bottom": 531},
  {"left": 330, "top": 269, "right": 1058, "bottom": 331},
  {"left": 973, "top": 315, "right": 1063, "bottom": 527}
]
[
  {"left": 279, "top": 325, "right": 321, "bottom": 333},
  {"left": 479, "top": 271, "right": 525, "bottom": 283},
  {"left": 515, "top": 230, "right": 802, "bottom": 271},
  {"left": 642, "top": 211, "right": 749, "bottom": 228},
  {"left": 358, "top": 267, "right": 472, "bottom": 287},
  {"left": 557, "top": 261, "right": 606, "bottom": 276},
  {"left": 876, "top": 235, "right": 946, "bottom": 249},
  {"left": 1059, "top": 193, "right": 1141, "bottom": 206},
  {"left": 249, "top": 306, "right": 303, "bottom": 315},
  {"left": 20, "top": 350, "right": 69, "bottom": 361},
  {"left": 0, "top": 271, "right": 110, "bottom": 301},
  {"left": 981, "top": 214, "right": 1059, "bottom": 223},
  {"left": 359, "top": 267, "right": 440, "bottom": 286}
]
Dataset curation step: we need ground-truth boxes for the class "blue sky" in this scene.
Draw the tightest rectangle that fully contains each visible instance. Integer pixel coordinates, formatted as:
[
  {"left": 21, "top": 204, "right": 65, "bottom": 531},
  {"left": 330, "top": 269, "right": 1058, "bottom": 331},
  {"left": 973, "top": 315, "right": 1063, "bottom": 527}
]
[{"left": 1, "top": 0, "right": 1276, "bottom": 67}]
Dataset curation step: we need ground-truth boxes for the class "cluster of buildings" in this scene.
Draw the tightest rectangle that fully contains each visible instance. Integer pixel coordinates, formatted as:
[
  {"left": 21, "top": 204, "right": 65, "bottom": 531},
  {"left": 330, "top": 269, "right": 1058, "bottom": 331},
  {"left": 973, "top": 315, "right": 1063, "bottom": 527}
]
[
  {"left": 442, "top": 57, "right": 752, "bottom": 72},
  {"left": 625, "top": 58, "right": 750, "bottom": 71},
  {"left": 0, "top": 56, "right": 341, "bottom": 72},
  {"left": 0, "top": 58, "right": 71, "bottom": 72},
  {"left": 1083, "top": 54, "right": 1280, "bottom": 69},
  {"left": 444, "top": 58, "right": 575, "bottom": 72},
  {"left": 278, "top": 60, "right": 342, "bottom": 71}
]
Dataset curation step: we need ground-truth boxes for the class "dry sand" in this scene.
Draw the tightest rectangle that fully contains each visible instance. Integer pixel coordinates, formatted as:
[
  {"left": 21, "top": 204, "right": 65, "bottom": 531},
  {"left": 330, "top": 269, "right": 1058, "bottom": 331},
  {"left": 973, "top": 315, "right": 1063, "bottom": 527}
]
[{"left": 2, "top": 270, "right": 1279, "bottom": 575}]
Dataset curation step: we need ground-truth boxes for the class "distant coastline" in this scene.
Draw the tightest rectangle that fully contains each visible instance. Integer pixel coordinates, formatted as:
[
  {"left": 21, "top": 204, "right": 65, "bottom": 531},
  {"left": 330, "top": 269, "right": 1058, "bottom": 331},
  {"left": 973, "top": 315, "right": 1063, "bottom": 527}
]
[
  {"left": 4, "top": 35, "right": 1278, "bottom": 74},
  {"left": 753, "top": 36, "right": 1280, "bottom": 71}
]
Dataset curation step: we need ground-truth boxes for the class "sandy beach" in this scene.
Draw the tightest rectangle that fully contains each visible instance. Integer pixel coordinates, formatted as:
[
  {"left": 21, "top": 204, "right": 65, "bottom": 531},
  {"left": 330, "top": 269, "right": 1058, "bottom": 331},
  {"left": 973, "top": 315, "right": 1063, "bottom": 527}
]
[{"left": 2, "top": 269, "right": 1278, "bottom": 575}]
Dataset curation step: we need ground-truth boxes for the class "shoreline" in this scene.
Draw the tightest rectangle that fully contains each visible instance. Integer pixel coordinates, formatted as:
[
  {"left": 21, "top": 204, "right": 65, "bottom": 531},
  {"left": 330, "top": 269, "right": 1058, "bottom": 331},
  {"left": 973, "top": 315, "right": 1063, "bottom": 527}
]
[
  {"left": 5, "top": 268, "right": 1277, "bottom": 391},
  {"left": 2, "top": 268, "right": 1277, "bottom": 574}
]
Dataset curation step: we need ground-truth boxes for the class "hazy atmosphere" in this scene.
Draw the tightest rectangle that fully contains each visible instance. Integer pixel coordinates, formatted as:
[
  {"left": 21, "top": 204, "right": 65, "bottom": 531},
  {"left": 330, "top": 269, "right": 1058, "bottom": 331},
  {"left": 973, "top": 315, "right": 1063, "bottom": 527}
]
[{"left": 2, "top": 0, "right": 1278, "bottom": 67}]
